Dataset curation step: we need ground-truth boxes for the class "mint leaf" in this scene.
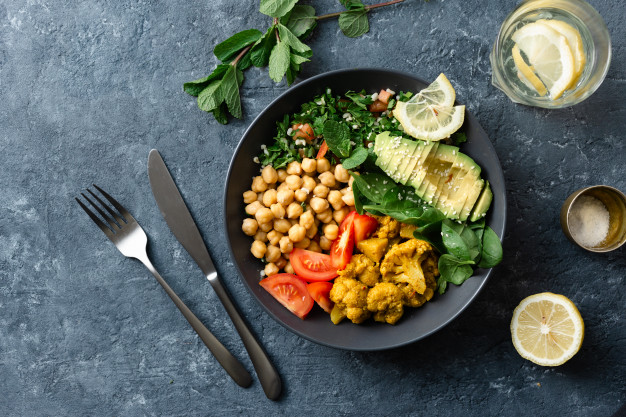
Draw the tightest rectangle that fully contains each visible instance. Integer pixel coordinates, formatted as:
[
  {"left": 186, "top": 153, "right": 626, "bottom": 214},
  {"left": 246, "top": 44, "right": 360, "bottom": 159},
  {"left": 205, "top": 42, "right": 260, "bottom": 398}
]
[
  {"left": 214, "top": 29, "right": 263, "bottom": 62},
  {"left": 268, "top": 40, "right": 290, "bottom": 82},
  {"left": 341, "top": 147, "right": 369, "bottom": 170},
  {"left": 322, "top": 120, "right": 351, "bottom": 158},
  {"left": 285, "top": 5, "right": 317, "bottom": 38},
  {"left": 338, "top": 9, "right": 369, "bottom": 38},
  {"left": 259, "top": 0, "right": 298, "bottom": 18},
  {"left": 250, "top": 27, "right": 277, "bottom": 68},
  {"left": 221, "top": 66, "right": 242, "bottom": 118},
  {"left": 197, "top": 80, "right": 223, "bottom": 112},
  {"left": 183, "top": 64, "right": 229, "bottom": 97},
  {"left": 277, "top": 24, "right": 312, "bottom": 56},
  {"left": 212, "top": 103, "right": 229, "bottom": 125}
]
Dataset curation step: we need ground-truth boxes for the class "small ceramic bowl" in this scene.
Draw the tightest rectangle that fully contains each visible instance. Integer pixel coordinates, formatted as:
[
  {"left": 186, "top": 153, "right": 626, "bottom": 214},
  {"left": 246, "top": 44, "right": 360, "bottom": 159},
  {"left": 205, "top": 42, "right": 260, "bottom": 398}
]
[{"left": 560, "top": 185, "right": 626, "bottom": 252}]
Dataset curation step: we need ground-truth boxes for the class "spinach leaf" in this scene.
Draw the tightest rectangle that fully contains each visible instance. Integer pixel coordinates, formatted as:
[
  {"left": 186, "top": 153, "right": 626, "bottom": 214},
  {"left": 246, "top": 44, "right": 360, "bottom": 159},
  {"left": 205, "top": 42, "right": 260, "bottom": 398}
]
[
  {"left": 478, "top": 226, "right": 503, "bottom": 268},
  {"left": 349, "top": 172, "right": 395, "bottom": 203},
  {"left": 259, "top": 0, "right": 298, "bottom": 18},
  {"left": 414, "top": 221, "right": 446, "bottom": 254},
  {"left": 352, "top": 178, "right": 364, "bottom": 214},
  {"left": 451, "top": 131, "right": 467, "bottom": 146},
  {"left": 341, "top": 147, "right": 369, "bottom": 170},
  {"left": 441, "top": 220, "right": 471, "bottom": 261},
  {"left": 214, "top": 29, "right": 263, "bottom": 62},
  {"left": 285, "top": 5, "right": 317, "bottom": 38},
  {"left": 323, "top": 120, "right": 351, "bottom": 158},
  {"left": 438, "top": 254, "right": 475, "bottom": 293}
]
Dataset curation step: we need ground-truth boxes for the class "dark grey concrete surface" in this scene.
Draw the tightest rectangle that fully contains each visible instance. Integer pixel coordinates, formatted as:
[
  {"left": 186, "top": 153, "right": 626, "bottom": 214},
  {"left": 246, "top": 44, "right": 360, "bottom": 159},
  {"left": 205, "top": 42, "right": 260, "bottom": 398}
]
[{"left": 1, "top": 0, "right": 624, "bottom": 415}]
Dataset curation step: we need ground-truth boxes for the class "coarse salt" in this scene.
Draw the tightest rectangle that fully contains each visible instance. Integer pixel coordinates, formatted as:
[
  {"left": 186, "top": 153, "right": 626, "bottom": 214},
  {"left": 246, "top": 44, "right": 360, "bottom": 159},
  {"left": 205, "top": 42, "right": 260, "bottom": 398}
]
[{"left": 568, "top": 195, "right": 610, "bottom": 247}]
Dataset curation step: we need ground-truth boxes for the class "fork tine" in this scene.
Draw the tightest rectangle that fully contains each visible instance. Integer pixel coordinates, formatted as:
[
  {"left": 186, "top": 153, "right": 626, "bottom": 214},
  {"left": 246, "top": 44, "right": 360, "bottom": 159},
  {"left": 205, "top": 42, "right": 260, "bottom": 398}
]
[
  {"left": 82, "top": 192, "right": 119, "bottom": 230},
  {"left": 86, "top": 189, "right": 125, "bottom": 226},
  {"left": 93, "top": 184, "right": 136, "bottom": 222},
  {"left": 76, "top": 197, "right": 114, "bottom": 239}
]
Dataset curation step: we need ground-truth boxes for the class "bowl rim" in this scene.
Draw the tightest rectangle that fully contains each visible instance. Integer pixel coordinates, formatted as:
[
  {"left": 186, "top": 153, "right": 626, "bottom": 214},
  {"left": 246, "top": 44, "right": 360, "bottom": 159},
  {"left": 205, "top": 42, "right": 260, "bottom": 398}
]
[{"left": 223, "top": 67, "right": 507, "bottom": 350}]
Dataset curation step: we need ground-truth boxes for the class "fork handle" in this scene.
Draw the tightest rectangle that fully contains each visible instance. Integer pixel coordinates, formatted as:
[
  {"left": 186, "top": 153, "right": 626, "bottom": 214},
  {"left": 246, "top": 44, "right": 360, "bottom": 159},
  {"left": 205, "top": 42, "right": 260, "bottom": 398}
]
[{"left": 136, "top": 255, "right": 252, "bottom": 388}]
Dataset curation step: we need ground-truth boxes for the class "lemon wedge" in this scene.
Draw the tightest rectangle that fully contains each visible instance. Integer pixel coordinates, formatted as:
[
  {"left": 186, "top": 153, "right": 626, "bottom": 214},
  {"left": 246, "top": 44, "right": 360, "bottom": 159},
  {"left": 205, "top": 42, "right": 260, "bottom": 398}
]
[
  {"left": 536, "top": 19, "right": 586, "bottom": 88},
  {"left": 393, "top": 73, "right": 464, "bottom": 141},
  {"left": 512, "top": 22, "right": 575, "bottom": 99},
  {"left": 511, "top": 292, "right": 584, "bottom": 366},
  {"left": 512, "top": 45, "right": 547, "bottom": 96}
]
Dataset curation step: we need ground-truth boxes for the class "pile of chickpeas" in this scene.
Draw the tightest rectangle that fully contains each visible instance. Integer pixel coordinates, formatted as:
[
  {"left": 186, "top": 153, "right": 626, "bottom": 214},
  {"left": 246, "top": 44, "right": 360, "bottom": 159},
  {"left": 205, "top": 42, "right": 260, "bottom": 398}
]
[{"left": 242, "top": 157, "right": 356, "bottom": 277}]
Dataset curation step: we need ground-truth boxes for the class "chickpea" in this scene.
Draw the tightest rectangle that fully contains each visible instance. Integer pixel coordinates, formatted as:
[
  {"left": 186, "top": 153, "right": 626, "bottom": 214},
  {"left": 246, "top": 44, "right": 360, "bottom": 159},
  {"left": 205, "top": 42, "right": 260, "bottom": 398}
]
[
  {"left": 241, "top": 218, "right": 258, "bottom": 236},
  {"left": 286, "top": 161, "right": 302, "bottom": 176},
  {"left": 334, "top": 164, "right": 350, "bottom": 183},
  {"left": 324, "top": 224, "right": 339, "bottom": 240},
  {"left": 245, "top": 201, "right": 264, "bottom": 216},
  {"left": 265, "top": 245, "right": 282, "bottom": 263},
  {"left": 313, "top": 184, "right": 329, "bottom": 198},
  {"left": 285, "top": 202, "right": 302, "bottom": 219},
  {"left": 279, "top": 236, "right": 293, "bottom": 254},
  {"left": 289, "top": 219, "right": 298, "bottom": 226},
  {"left": 267, "top": 230, "right": 283, "bottom": 246},
  {"left": 257, "top": 192, "right": 264, "bottom": 202},
  {"left": 317, "top": 208, "right": 333, "bottom": 224},
  {"left": 317, "top": 157, "right": 331, "bottom": 173},
  {"left": 285, "top": 175, "right": 303, "bottom": 191},
  {"left": 299, "top": 210, "right": 315, "bottom": 229},
  {"left": 288, "top": 224, "right": 306, "bottom": 242},
  {"left": 318, "top": 171, "right": 336, "bottom": 188},
  {"left": 250, "top": 241, "right": 267, "bottom": 259},
  {"left": 251, "top": 176, "right": 268, "bottom": 193},
  {"left": 255, "top": 207, "right": 274, "bottom": 225},
  {"left": 276, "top": 182, "right": 290, "bottom": 192},
  {"left": 320, "top": 236, "right": 332, "bottom": 251},
  {"left": 267, "top": 182, "right": 277, "bottom": 190},
  {"left": 342, "top": 190, "right": 355, "bottom": 206},
  {"left": 264, "top": 262, "right": 279, "bottom": 277},
  {"left": 243, "top": 190, "right": 257, "bottom": 204},
  {"left": 348, "top": 175, "right": 355, "bottom": 188},
  {"left": 340, "top": 187, "right": 350, "bottom": 195},
  {"left": 306, "top": 223, "right": 318, "bottom": 239},
  {"left": 277, "top": 169, "right": 288, "bottom": 182},
  {"left": 273, "top": 218, "right": 292, "bottom": 234},
  {"left": 277, "top": 189, "right": 294, "bottom": 206},
  {"left": 327, "top": 190, "right": 345, "bottom": 210},
  {"left": 284, "top": 262, "right": 295, "bottom": 274},
  {"left": 333, "top": 207, "right": 350, "bottom": 224},
  {"left": 275, "top": 257, "right": 287, "bottom": 270},
  {"left": 294, "top": 189, "right": 309, "bottom": 203},
  {"left": 301, "top": 158, "right": 317, "bottom": 173},
  {"left": 302, "top": 176, "right": 317, "bottom": 192},
  {"left": 261, "top": 165, "right": 278, "bottom": 184},
  {"left": 259, "top": 222, "right": 273, "bottom": 232},
  {"left": 270, "top": 203, "right": 286, "bottom": 219},
  {"left": 310, "top": 197, "right": 329, "bottom": 214},
  {"left": 261, "top": 189, "right": 277, "bottom": 207},
  {"left": 307, "top": 241, "right": 322, "bottom": 253},
  {"left": 254, "top": 230, "right": 267, "bottom": 242},
  {"left": 294, "top": 237, "right": 311, "bottom": 249}
]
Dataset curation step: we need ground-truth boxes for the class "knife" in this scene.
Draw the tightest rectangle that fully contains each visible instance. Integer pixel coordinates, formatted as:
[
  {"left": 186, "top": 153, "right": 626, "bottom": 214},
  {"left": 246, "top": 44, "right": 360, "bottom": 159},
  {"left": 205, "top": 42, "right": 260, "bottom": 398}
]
[{"left": 147, "top": 149, "right": 282, "bottom": 400}]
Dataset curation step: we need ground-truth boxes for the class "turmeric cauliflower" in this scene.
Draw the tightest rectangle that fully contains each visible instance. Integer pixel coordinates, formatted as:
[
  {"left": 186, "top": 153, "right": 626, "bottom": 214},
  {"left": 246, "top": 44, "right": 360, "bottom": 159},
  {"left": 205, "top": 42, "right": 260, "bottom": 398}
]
[
  {"left": 367, "top": 282, "right": 404, "bottom": 324},
  {"left": 379, "top": 239, "right": 438, "bottom": 296},
  {"left": 337, "top": 254, "right": 381, "bottom": 287},
  {"left": 329, "top": 276, "right": 370, "bottom": 324},
  {"left": 372, "top": 215, "right": 400, "bottom": 239}
]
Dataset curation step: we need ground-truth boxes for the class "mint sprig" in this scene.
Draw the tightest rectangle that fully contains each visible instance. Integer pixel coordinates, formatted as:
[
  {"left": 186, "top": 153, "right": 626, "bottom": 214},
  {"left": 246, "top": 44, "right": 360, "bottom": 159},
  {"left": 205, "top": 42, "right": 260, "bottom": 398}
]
[{"left": 184, "top": 0, "right": 406, "bottom": 124}]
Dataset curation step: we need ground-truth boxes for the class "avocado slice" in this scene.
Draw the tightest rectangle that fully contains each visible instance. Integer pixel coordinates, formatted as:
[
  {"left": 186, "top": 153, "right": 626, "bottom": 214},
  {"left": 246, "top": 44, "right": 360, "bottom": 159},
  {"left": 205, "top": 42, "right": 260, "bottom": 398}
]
[
  {"left": 409, "top": 142, "right": 439, "bottom": 197},
  {"left": 386, "top": 139, "right": 419, "bottom": 183},
  {"left": 395, "top": 140, "right": 428, "bottom": 185},
  {"left": 418, "top": 144, "right": 458, "bottom": 205},
  {"left": 436, "top": 151, "right": 482, "bottom": 218},
  {"left": 458, "top": 178, "right": 485, "bottom": 221},
  {"left": 373, "top": 132, "right": 398, "bottom": 172},
  {"left": 469, "top": 180, "right": 493, "bottom": 222}
]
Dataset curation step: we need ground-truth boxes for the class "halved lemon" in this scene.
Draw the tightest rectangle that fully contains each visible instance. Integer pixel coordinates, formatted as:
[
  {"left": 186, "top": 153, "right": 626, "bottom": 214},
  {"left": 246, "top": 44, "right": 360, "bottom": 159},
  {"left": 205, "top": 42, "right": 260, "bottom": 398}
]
[
  {"left": 536, "top": 19, "right": 586, "bottom": 88},
  {"left": 511, "top": 292, "right": 584, "bottom": 366},
  {"left": 512, "top": 22, "right": 575, "bottom": 99},
  {"left": 512, "top": 45, "right": 547, "bottom": 96},
  {"left": 393, "top": 73, "right": 464, "bottom": 141}
]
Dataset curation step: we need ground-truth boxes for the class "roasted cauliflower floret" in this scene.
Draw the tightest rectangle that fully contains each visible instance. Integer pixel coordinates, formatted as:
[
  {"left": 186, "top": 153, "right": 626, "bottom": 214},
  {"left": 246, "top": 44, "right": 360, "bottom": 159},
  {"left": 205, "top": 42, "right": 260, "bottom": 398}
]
[
  {"left": 372, "top": 215, "right": 400, "bottom": 239},
  {"left": 399, "top": 223, "right": 418, "bottom": 239},
  {"left": 379, "top": 239, "right": 438, "bottom": 295},
  {"left": 356, "top": 238, "right": 388, "bottom": 263},
  {"left": 367, "top": 282, "right": 404, "bottom": 324},
  {"left": 329, "top": 277, "right": 370, "bottom": 324},
  {"left": 338, "top": 254, "right": 380, "bottom": 287}
]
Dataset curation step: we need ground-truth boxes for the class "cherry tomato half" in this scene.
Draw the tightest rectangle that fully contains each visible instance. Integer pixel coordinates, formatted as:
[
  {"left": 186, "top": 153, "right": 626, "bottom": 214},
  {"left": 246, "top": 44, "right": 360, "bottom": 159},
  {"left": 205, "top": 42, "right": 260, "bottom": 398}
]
[
  {"left": 331, "top": 211, "right": 356, "bottom": 270},
  {"left": 368, "top": 100, "right": 387, "bottom": 113},
  {"left": 353, "top": 213, "right": 378, "bottom": 244},
  {"left": 290, "top": 248, "right": 338, "bottom": 282},
  {"left": 316, "top": 140, "right": 329, "bottom": 159},
  {"left": 292, "top": 123, "right": 315, "bottom": 143},
  {"left": 307, "top": 281, "right": 334, "bottom": 314},
  {"left": 259, "top": 273, "right": 314, "bottom": 320}
]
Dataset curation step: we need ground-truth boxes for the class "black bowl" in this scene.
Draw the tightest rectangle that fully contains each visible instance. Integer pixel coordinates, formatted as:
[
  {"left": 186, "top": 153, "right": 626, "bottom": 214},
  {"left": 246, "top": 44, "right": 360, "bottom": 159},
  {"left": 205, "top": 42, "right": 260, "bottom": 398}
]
[{"left": 224, "top": 68, "right": 506, "bottom": 351}]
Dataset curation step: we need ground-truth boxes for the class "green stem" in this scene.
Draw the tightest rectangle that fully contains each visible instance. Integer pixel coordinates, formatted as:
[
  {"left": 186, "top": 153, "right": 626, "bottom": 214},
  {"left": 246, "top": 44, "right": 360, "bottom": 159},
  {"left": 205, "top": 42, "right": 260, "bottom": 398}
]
[
  {"left": 231, "top": 44, "right": 252, "bottom": 67},
  {"left": 316, "top": 0, "right": 405, "bottom": 21}
]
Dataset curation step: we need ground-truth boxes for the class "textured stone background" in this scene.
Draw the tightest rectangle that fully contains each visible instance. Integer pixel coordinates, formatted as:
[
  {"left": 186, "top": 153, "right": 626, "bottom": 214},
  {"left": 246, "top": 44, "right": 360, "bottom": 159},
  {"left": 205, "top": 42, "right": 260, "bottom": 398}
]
[{"left": 1, "top": 0, "right": 624, "bottom": 415}]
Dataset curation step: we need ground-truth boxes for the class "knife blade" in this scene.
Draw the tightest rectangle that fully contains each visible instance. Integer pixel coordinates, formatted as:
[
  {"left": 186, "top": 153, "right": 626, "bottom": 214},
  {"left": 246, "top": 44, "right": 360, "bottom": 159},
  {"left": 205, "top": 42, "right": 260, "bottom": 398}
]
[{"left": 147, "top": 149, "right": 282, "bottom": 400}]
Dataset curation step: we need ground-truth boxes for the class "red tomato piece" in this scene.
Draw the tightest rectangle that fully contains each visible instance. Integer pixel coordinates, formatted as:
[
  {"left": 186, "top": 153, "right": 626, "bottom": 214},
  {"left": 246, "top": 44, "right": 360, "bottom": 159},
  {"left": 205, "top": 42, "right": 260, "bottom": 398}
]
[
  {"left": 259, "top": 273, "right": 314, "bottom": 320},
  {"left": 331, "top": 211, "right": 356, "bottom": 270},
  {"left": 353, "top": 213, "right": 378, "bottom": 244},
  {"left": 316, "top": 140, "right": 329, "bottom": 159},
  {"left": 307, "top": 282, "right": 334, "bottom": 314},
  {"left": 292, "top": 123, "right": 315, "bottom": 142},
  {"left": 290, "top": 248, "right": 338, "bottom": 282},
  {"left": 378, "top": 89, "right": 393, "bottom": 104},
  {"left": 368, "top": 100, "right": 387, "bottom": 113}
]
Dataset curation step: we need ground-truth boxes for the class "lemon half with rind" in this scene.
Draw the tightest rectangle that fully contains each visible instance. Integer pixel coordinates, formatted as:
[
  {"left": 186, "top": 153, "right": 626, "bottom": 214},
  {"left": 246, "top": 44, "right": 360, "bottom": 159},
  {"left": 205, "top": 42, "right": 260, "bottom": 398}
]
[{"left": 511, "top": 292, "right": 584, "bottom": 367}]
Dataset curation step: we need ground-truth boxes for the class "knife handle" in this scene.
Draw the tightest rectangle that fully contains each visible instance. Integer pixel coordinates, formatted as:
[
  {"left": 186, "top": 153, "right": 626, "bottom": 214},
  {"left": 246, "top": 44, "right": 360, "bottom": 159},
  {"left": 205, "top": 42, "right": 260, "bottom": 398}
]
[
  {"left": 208, "top": 273, "right": 282, "bottom": 400},
  {"left": 137, "top": 254, "right": 252, "bottom": 388}
]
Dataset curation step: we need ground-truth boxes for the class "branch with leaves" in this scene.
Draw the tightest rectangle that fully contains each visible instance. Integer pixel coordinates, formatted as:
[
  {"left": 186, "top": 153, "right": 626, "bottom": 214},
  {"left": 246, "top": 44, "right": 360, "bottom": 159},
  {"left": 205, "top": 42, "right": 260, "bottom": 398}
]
[{"left": 183, "top": 0, "right": 405, "bottom": 124}]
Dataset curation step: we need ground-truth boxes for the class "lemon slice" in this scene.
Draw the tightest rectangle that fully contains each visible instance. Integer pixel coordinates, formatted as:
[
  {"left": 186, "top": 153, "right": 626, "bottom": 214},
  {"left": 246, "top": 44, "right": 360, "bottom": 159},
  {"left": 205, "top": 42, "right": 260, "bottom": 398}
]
[
  {"left": 536, "top": 19, "right": 586, "bottom": 87},
  {"left": 512, "top": 45, "right": 547, "bottom": 96},
  {"left": 512, "top": 22, "right": 575, "bottom": 99},
  {"left": 511, "top": 292, "right": 584, "bottom": 366},
  {"left": 417, "top": 73, "right": 457, "bottom": 108}
]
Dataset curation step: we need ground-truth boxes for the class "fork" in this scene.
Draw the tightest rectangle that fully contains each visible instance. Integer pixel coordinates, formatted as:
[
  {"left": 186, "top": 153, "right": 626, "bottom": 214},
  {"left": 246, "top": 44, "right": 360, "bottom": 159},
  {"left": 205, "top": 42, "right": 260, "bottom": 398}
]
[{"left": 76, "top": 184, "right": 252, "bottom": 388}]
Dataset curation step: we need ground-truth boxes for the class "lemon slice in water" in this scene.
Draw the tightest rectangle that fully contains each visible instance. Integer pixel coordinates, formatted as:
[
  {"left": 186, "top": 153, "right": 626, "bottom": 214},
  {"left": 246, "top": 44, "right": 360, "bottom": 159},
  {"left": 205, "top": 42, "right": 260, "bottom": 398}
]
[
  {"left": 512, "top": 44, "right": 547, "bottom": 96},
  {"left": 536, "top": 19, "right": 586, "bottom": 88}
]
